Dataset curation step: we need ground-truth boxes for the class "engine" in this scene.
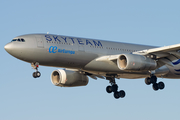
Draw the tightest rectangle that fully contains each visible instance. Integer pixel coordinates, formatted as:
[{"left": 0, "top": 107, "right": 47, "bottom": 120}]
[
  {"left": 117, "top": 54, "right": 157, "bottom": 71},
  {"left": 51, "top": 69, "right": 89, "bottom": 87}
]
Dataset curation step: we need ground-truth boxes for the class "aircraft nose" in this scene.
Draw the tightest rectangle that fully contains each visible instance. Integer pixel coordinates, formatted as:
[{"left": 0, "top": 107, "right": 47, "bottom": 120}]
[
  {"left": 4, "top": 42, "right": 25, "bottom": 60},
  {"left": 4, "top": 43, "right": 12, "bottom": 52}
]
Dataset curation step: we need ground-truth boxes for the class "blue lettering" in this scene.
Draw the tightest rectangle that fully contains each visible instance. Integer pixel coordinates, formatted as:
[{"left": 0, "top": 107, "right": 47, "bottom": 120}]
[
  {"left": 58, "top": 49, "right": 62, "bottom": 53},
  {"left": 45, "top": 35, "right": 52, "bottom": 41},
  {"left": 60, "top": 37, "right": 67, "bottom": 43},
  {"left": 93, "top": 40, "right": 102, "bottom": 47},
  {"left": 68, "top": 50, "right": 74, "bottom": 54},
  {"left": 49, "top": 46, "right": 57, "bottom": 53},
  {"left": 50, "top": 47, "right": 75, "bottom": 54},
  {"left": 52, "top": 46, "right": 57, "bottom": 53},
  {"left": 53, "top": 36, "right": 61, "bottom": 42},
  {"left": 49, "top": 46, "right": 53, "bottom": 53},
  {"left": 69, "top": 37, "right": 75, "bottom": 43},
  {"left": 71, "top": 51, "right": 75, "bottom": 54},
  {"left": 67, "top": 50, "right": 70, "bottom": 54},
  {"left": 77, "top": 38, "right": 84, "bottom": 45},
  {"left": 86, "top": 40, "right": 93, "bottom": 46},
  {"left": 64, "top": 50, "right": 68, "bottom": 53},
  {"left": 62, "top": 49, "right": 65, "bottom": 53}
]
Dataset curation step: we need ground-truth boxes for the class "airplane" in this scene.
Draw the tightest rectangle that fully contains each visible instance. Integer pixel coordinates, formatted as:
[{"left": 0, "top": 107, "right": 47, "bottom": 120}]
[{"left": 4, "top": 33, "right": 180, "bottom": 99}]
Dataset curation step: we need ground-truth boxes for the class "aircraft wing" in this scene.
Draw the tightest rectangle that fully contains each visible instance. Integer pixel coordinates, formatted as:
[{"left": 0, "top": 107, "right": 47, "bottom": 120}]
[{"left": 133, "top": 43, "right": 180, "bottom": 67}]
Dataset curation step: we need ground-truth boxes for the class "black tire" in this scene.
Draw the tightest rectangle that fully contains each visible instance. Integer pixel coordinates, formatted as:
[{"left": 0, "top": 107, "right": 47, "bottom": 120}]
[
  {"left": 112, "top": 84, "right": 118, "bottom": 92},
  {"left": 114, "top": 92, "right": 120, "bottom": 99},
  {"left": 150, "top": 76, "right": 157, "bottom": 84},
  {"left": 106, "top": 86, "right": 112, "bottom": 93},
  {"left": 150, "top": 75, "right": 157, "bottom": 84},
  {"left": 119, "top": 90, "right": 126, "bottom": 98},
  {"left": 33, "top": 72, "right": 37, "bottom": 78},
  {"left": 152, "top": 83, "right": 159, "bottom": 91},
  {"left": 158, "top": 82, "right": 165, "bottom": 90},
  {"left": 145, "top": 77, "right": 151, "bottom": 85},
  {"left": 36, "top": 71, "right": 41, "bottom": 77}
]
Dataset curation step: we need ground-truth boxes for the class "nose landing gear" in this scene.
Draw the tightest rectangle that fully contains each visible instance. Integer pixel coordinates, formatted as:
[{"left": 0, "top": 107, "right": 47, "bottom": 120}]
[
  {"left": 106, "top": 77, "right": 125, "bottom": 99},
  {"left": 31, "top": 62, "right": 41, "bottom": 78}
]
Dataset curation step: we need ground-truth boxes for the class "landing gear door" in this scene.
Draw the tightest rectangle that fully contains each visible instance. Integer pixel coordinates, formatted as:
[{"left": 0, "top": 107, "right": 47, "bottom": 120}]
[{"left": 36, "top": 35, "right": 44, "bottom": 48}]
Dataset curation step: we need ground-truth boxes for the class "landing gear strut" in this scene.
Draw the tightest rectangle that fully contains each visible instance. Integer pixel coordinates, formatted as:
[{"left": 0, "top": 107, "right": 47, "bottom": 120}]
[
  {"left": 106, "top": 76, "right": 125, "bottom": 99},
  {"left": 145, "top": 75, "right": 165, "bottom": 91},
  {"left": 31, "top": 62, "right": 41, "bottom": 78}
]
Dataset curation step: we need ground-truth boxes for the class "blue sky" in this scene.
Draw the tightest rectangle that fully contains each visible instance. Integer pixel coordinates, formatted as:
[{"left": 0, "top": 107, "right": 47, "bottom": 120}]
[{"left": 1, "top": 0, "right": 180, "bottom": 120}]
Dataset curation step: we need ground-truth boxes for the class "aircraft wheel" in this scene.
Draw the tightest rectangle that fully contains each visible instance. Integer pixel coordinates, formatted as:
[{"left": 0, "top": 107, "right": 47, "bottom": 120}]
[
  {"left": 119, "top": 90, "right": 126, "bottom": 98},
  {"left": 150, "top": 76, "right": 157, "bottom": 84},
  {"left": 33, "top": 72, "right": 37, "bottom": 78},
  {"left": 33, "top": 71, "right": 41, "bottom": 78},
  {"left": 114, "top": 92, "right": 120, "bottom": 99},
  {"left": 152, "top": 83, "right": 159, "bottom": 91},
  {"left": 36, "top": 71, "right": 41, "bottom": 77},
  {"left": 145, "top": 77, "right": 151, "bottom": 85},
  {"left": 106, "top": 86, "right": 112, "bottom": 93},
  {"left": 112, "top": 84, "right": 118, "bottom": 92},
  {"left": 158, "top": 82, "right": 165, "bottom": 90}
]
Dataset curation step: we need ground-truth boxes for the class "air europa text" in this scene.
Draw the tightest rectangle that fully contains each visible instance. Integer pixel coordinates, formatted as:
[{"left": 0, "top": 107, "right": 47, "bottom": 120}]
[{"left": 49, "top": 46, "right": 75, "bottom": 54}]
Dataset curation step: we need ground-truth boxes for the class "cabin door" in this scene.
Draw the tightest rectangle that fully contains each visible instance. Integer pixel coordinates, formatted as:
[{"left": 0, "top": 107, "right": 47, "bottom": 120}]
[{"left": 36, "top": 35, "right": 44, "bottom": 48}]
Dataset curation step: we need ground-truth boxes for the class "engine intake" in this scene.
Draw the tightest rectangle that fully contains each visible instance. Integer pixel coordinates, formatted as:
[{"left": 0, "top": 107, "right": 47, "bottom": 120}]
[
  {"left": 117, "top": 54, "right": 157, "bottom": 71},
  {"left": 51, "top": 69, "right": 89, "bottom": 87}
]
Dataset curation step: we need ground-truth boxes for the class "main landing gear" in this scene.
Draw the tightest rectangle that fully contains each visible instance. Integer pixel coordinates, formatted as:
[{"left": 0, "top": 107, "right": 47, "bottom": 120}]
[
  {"left": 145, "top": 75, "right": 165, "bottom": 91},
  {"left": 31, "top": 62, "right": 41, "bottom": 78},
  {"left": 106, "top": 77, "right": 125, "bottom": 99}
]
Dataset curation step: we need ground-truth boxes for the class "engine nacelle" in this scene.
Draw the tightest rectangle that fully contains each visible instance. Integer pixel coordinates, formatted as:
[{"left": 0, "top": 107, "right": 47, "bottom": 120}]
[
  {"left": 117, "top": 54, "right": 157, "bottom": 71},
  {"left": 51, "top": 69, "right": 89, "bottom": 87}
]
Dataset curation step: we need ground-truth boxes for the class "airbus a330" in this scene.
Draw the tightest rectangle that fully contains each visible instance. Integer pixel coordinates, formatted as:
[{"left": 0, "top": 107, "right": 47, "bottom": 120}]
[{"left": 4, "top": 33, "right": 180, "bottom": 99}]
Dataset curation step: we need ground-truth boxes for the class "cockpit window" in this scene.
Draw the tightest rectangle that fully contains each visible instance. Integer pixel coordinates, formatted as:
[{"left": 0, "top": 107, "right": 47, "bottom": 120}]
[
  {"left": 11, "top": 39, "right": 17, "bottom": 42},
  {"left": 11, "top": 38, "right": 25, "bottom": 42},
  {"left": 21, "top": 39, "right": 25, "bottom": 42}
]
